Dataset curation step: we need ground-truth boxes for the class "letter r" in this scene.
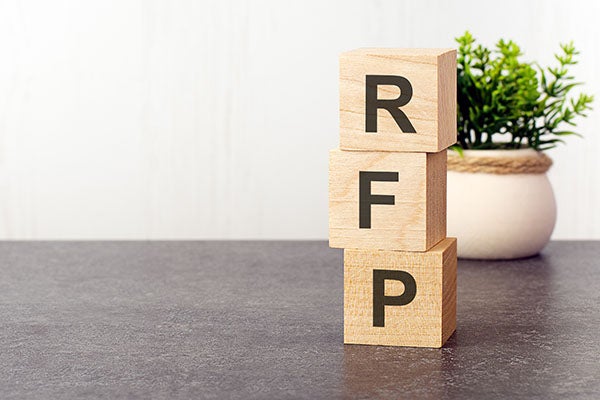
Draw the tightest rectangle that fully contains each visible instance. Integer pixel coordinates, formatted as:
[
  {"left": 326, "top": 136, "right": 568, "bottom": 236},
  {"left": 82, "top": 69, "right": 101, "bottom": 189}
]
[{"left": 365, "top": 75, "right": 416, "bottom": 133}]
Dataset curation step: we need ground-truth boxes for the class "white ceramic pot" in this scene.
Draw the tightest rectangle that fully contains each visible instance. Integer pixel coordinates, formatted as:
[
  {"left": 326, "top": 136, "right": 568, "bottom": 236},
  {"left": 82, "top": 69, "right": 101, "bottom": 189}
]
[{"left": 447, "top": 149, "right": 556, "bottom": 260}]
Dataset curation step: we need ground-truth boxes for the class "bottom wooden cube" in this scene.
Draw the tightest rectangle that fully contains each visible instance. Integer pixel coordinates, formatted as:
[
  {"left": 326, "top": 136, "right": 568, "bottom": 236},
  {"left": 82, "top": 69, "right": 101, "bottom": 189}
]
[{"left": 344, "top": 238, "right": 457, "bottom": 348}]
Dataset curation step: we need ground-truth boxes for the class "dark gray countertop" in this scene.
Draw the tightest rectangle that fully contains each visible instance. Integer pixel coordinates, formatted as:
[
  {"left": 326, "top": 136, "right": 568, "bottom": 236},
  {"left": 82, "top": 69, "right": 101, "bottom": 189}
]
[{"left": 1, "top": 241, "right": 599, "bottom": 399}]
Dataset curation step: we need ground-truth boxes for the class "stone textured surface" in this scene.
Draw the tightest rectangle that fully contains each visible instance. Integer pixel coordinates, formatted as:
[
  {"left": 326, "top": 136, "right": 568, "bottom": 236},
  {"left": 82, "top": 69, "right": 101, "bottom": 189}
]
[{"left": 0, "top": 241, "right": 599, "bottom": 399}]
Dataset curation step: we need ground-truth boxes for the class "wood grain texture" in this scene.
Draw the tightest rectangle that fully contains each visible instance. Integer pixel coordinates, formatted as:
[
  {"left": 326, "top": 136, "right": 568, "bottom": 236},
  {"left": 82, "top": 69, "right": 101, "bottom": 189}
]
[
  {"left": 339, "top": 48, "right": 456, "bottom": 153},
  {"left": 329, "top": 149, "right": 446, "bottom": 251},
  {"left": 427, "top": 146, "right": 447, "bottom": 247},
  {"left": 344, "top": 237, "right": 457, "bottom": 348}
]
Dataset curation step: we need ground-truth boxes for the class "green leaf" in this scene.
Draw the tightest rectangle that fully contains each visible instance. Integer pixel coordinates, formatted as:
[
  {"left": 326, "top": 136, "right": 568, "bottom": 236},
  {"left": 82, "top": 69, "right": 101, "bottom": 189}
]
[
  {"left": 454, "top": 32, "right": 594, "bottom": 151},
  {"left": 450, "top": 145, "right": 465, "bottom": 157}
]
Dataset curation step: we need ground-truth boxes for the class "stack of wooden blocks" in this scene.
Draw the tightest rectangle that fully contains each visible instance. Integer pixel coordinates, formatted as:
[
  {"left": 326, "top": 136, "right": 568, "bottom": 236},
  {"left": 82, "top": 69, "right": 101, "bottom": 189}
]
[{"left": 329, "top": 48, "right": 458, "bottom": 348}]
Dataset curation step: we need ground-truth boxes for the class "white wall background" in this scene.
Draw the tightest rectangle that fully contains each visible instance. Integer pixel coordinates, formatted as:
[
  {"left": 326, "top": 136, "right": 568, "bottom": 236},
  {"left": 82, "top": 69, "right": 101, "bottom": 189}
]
[{"left": 0, "top": 0, "right": 598, "bottom": 239}]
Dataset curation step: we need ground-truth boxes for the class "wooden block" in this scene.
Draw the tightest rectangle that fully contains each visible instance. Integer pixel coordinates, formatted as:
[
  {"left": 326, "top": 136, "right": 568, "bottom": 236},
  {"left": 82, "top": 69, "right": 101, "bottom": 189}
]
[
  {"left": 329, "top": 148, "right": 446, "bottom": 251},
  {"left": 339, "top": 48, "right": 456, "bottom": 152},
  {"left": 344, "top": 238, "right": 457, "bottom": 348}
]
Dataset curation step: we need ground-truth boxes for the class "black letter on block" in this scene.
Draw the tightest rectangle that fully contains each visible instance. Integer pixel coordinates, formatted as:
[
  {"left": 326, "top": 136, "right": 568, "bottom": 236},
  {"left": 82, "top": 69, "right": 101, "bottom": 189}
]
[
  {"left": 365, "top": 75, "right": 416, "bottom": 133},
  {"left": 373, "top": 269, "right": 417, "bottom": 327},
  {"left": 359, "top": 171, "right": 398, "bottom": 229}
]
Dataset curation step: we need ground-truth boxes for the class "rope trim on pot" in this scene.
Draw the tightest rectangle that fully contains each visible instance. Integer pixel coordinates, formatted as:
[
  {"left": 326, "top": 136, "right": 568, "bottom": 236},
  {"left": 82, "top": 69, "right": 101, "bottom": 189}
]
[{"left": 447, "top": 151, "right": 553, "bottom": 174}]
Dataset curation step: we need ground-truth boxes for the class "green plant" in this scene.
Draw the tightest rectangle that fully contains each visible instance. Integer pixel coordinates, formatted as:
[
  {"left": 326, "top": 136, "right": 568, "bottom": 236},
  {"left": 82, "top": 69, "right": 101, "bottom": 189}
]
[{"left": 454, "top": 31, "right": 594, "bottom": 152}]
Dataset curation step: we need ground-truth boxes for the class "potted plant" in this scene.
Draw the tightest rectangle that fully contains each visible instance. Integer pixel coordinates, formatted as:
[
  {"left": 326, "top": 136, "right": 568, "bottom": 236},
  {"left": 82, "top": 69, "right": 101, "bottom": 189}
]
[{"left": 448, "top": 32, "right": 594, "bottom": 259}]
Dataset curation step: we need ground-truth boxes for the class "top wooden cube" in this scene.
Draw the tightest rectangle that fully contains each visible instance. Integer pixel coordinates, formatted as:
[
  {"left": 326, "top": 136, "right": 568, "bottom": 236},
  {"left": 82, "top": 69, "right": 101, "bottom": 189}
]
[{"left": 339, "top": 48, "right": 456, "bottom": 153}]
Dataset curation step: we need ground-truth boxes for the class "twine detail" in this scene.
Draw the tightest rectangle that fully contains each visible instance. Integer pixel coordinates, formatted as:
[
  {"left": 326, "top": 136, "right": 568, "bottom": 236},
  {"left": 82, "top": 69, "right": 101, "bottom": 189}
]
[{"left": 447, "top": 151, "right": 553, "bottom": 174}]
